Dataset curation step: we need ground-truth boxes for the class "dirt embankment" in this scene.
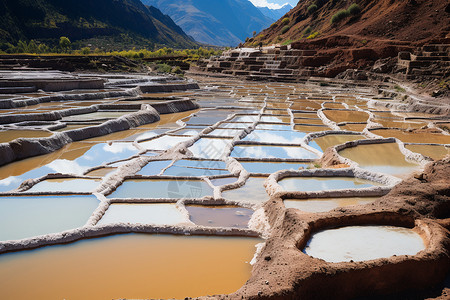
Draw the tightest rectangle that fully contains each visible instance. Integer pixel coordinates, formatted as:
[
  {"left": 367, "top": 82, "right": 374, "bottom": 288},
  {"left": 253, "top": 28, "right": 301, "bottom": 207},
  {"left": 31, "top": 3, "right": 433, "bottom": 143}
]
[{"left": 212, "top": 158, "right": 450, "bottom": 299}]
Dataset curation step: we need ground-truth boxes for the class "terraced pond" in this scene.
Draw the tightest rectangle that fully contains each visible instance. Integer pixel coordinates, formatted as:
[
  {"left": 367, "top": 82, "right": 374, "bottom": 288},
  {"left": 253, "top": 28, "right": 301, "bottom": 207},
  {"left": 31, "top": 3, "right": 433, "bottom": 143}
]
[{"left": 0, "top": 71, "right": 448, "bottom": 299}]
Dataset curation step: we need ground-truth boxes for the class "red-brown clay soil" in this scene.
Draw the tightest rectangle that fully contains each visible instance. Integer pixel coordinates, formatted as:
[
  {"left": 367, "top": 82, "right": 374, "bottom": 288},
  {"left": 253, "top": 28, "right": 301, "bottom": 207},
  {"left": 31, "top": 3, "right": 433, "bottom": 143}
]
[
  {"left": 206, "top": 158, "right": 450, "bottom": 299},
  {"left": 249, "top": 0, "right": 450, "bottom": 77}
]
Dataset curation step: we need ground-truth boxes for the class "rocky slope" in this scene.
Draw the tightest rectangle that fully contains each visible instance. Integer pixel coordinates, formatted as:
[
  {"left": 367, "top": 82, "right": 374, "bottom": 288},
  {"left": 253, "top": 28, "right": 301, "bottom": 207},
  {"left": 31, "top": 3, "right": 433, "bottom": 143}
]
[
  {"left": 253, "top": 0, "right": 450, "bottom": 46},
  {"left": 143, "top": 0, "right": 273, "bottom": 46},
  {"left": 0, "top": 0, "right": 197, "bottom": 49}
]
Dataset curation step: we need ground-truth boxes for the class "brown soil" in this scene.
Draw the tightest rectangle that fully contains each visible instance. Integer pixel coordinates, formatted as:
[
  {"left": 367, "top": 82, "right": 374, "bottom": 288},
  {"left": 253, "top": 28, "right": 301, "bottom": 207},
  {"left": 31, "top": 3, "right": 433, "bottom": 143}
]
[
  {"left": 255, "top": 0, "right": 449, "bottom": 46},
  {"left": 247, "top": 0, "right": 450, "bottom": 78}
]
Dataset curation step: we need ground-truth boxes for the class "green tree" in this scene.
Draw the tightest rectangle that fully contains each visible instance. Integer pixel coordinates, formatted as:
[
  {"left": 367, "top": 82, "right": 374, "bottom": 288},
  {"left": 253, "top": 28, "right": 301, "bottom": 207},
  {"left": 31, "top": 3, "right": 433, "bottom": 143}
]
[
  {"left": 59, "top": 36, "right": 71, "bottom": 52},
  {"left": 81, "top": 47, "right": 91, "bottom": 55}
]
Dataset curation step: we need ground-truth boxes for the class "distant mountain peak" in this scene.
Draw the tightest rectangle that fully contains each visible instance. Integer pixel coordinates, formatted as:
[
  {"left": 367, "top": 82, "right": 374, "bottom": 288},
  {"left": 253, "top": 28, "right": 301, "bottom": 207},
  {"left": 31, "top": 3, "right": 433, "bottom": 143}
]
[
  {"left": 144, "top": 0, "right": 273, "bottom": 46},
  {"left": 257, "top": 2, "right": 293, "bottom": 22},
  {"left": 249, "top": 1, "right": 293, "bottom": 10}
]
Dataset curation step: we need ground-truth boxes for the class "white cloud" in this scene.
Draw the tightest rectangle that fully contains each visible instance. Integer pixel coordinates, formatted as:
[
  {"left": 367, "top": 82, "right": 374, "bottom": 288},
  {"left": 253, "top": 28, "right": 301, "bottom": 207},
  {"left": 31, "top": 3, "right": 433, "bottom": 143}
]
[
  {"left": 46, "top": 159, "right": 88, "bottom": 175},
  {"left": 249, "top": 0, "right": 289, "bottom": 9}
]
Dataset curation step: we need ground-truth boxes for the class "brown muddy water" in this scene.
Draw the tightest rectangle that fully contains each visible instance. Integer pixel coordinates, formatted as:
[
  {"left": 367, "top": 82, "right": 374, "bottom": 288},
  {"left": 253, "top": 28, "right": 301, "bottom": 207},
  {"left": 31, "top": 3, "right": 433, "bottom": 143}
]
[{"left": 0, "top": 234, "right": 261, "bottom": 299}]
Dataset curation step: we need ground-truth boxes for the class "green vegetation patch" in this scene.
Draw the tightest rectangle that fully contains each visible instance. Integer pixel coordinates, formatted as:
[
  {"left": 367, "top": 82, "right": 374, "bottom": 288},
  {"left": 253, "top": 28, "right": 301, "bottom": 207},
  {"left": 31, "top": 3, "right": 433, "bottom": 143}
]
[
  {"left": 307, "top": 4, "right": 318, "bottom": 15},
  {"left": 281, "top": 25, "right": 290, "bottom": 34}
]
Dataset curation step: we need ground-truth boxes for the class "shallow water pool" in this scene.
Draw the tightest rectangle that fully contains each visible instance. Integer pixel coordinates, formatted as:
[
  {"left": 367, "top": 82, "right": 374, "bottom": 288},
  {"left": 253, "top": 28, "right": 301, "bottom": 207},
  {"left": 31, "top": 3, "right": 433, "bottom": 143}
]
[{"left": 304, "top": 225, "right": 425, "bottom": 262}]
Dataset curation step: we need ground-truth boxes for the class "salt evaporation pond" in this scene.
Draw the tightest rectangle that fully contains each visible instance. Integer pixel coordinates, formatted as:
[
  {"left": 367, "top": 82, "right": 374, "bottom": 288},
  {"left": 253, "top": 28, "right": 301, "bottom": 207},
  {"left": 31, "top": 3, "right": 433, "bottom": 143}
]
[
  {"left": 222, "top": 177, "right": 268, "bottom": 203},
  {"left": 309, "top": 134, "right": 364, "bottom": 152},
  {"left": 338, "top": 143, "right": 421, "bottom": 176},
  {"left": 109, "top": 179, "right": 213, "bottom": 198},
  {"left": 231, "top": 145, "right": 318, "bottom": 159},
  {"left": 0, "top": 130, "right": 53, "bottom": 143},
  {"left": 243, "top": 130, "right": 307, "bottom": 144},
  {"left": 279, "top": 177, "right": 379, "bottom": 192},
  {"left": 304, "top": 226, "right": 426, "bottom": 262},
  {"left": 97, "top": 204, "right": 186, "bottom": 225},
  {"left": 0, "top": 195, "right": 99, "bottom": 241},
  {"left": 240, "top": 161, "right": 308, "bottom": 174},
  {"left": 186, "top": 205, "right": 253, "bottom": 228},
  {"left": 0, "top": 234, "right": 261, "bottom": 299},
  {"left": 27, "top": 178, "right": 101, "bottom": 193},
  {"left": 137, "top": 160, "right": 172, "bottom": 176},
  {"left": 284, "top": 197, "right": 379, "bottom": 213},
  {"left": 405, "top": 144, "right": 449, "bottom": 161}
]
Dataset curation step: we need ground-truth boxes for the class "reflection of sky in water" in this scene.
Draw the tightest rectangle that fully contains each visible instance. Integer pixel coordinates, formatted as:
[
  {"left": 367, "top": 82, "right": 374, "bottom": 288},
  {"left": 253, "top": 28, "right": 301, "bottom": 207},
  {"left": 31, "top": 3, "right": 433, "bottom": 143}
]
[
  {"left": 304, "top": 226, "right": 425, "bottom": 262},
  {"left": 229, "top": 116, "right": 259, "bottom": 122},
  {"left": 255, "top": 124, "right": 292, "bottom": 131},
  {"left": 231, "top": 145, "right": 318, "bottom": 159},
  {"left": 174, "top": 160, "right": 227, "bottom": 169},
  {"left": 240, "top": 161, "right": 308, "bottom": 174},
  {"left": 279, "top": 177, "right": 377, "bottom": 192},
  {"left": 108, "top": 179, "right": 213, "bottom": 199},
  {"left": 0, "top": 143, "right": 138, "bottom": 192},
  {"left": 164, "top": 166, "right": 230, "bottom": 177},
  {"left": 139, "top": 136, "right": 191, "bottom": 150},
  {"left": 259, "top": 116, "right": 286, "bottom": 123},
  {"left": 28, "top": 178, "right": 101, "bottom": 192},
  {"left": 243, "top": 130, "right": 306, "bottom": 144},
  {"left": 137, "top": 160, "right": 172, "bottom": 176},
  {"left": 218, "top": 123, "right": 250, "bottom": 129},
  {"left": 188, "top": 138, "right": 232, "bottom": 159},
  {"left": 0, "top": 195, "right": 99, "bottom": 241},
  {"left": 97, "top": 204, "right": 185, "bottom": 225},
  {"left": 208, "top": 129, "right": 242, "bottom": 137},
  {"left": 222, "top": 177, "right": 268, "bottom": 204}
]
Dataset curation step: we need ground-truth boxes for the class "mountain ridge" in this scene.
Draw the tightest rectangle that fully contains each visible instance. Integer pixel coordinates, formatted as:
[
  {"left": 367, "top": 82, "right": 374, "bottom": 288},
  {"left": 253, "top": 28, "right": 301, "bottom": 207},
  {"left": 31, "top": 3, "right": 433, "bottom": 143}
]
[
  {"left": 257, "top": 3, "right": 293, "bottom": 21},
  {"left": 143, "top": 0, "right": 273, "bottom": 46},
  {"left": 0, "top": 0, "right": 197, "bottom": 49}
]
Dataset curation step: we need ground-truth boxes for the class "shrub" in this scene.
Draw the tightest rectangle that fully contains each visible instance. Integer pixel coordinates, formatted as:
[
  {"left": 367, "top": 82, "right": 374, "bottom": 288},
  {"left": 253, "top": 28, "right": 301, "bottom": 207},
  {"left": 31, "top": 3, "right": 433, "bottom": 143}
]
[
  {"left": 281, "top": 17, "right": 290, "bottom": 26},
  {"left": 81, "top": 47, "right": 91, "bottom": 55},
  {"left": 59, "top": 36, "right": 71, "bottom": 51},
  {"left": 331, "top": 9, "right": 350, "bottom": 24},
  {"left": 348, "top": 3, "right": 361, "bottom": 15},
  {"left": 281, "top": 25, "right": 290, "bottom": 34},
  {"left": 303, "top": 26, "right": 312, "bottom": 35},
  {"left": 306, "top": 31, "right": 320, "bottom": 39},
  {"left": 282, "top": 39, "right": 293, "bottom": 45},
  {"left": 307, "top": 4, "right": 318, "bottom": 15},
  {"left": 156, "top": 63, "right": 172, "bottom": 73},
  {"left": 270, "top": 23, "right": 278, "bottom": 28}
]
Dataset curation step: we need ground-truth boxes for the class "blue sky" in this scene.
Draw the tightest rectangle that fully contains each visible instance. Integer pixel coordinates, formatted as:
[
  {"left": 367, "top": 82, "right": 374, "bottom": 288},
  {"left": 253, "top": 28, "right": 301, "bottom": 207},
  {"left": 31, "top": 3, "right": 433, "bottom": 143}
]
[{"left": 249, "top": 0, "right": 298, "bottom": 9}]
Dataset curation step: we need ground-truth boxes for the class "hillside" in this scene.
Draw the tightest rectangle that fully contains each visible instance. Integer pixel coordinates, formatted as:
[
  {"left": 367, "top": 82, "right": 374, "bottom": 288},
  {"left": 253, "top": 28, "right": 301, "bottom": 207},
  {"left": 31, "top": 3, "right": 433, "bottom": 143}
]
[
  {"left": 0, "top": 0, "right": 197, "bottom": 49},
  {"left": 252, "top": 0, "right": 450, "bottom": 46},
  {"left": 143, "top": 0, "right": 273, "bottom": 46},
  {"left": 258, "top": 4, "right": 293, "bottom": 21}
]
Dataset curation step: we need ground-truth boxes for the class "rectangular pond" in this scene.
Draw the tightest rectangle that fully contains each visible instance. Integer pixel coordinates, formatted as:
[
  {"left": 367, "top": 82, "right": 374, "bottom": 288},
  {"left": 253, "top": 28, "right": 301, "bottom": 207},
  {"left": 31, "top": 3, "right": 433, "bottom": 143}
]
[
  {"left": 221, "top": 177, "right": 268, "bottom": 204},
  {"left": 338, "top": 143, "right": 421, "bottom": 176},
  {"left": 231, "top": 145, "right": 318, "bottom": 160},
  {"left": 242, "top": 130, "right": 307, "bottom": 144},
  {"left": 0, "top": 234, "right": 260, "bottom": 299},
  {"left": 239, "top": 161, "right": 308, "bottom": 174},
  {"left": 186, "top": 205, "right": 253, "bottom": 228},
  {"left": 27, "top": 178, "right": 101, "bottom": 193},
  {"left": 0, "top": 195, "right": 99, "bottom": 241},
  {"left": 97, "top": 203, "right": 186, "bottom": 225},
  {"left": 108, "top": 179, "right": 213, "bottom": 199},
  {"left": 278, "top": 177, "right": 380, "bottom": 192}
]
